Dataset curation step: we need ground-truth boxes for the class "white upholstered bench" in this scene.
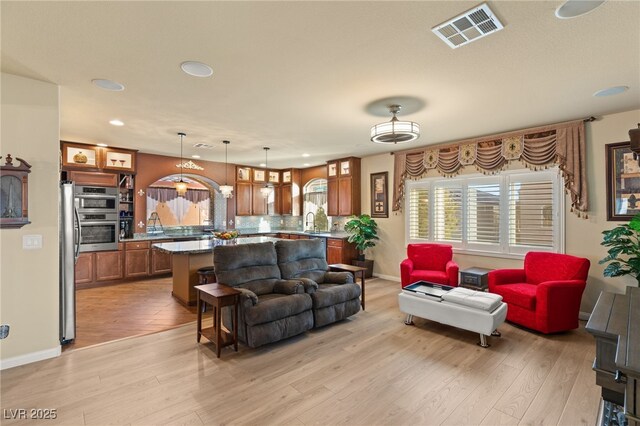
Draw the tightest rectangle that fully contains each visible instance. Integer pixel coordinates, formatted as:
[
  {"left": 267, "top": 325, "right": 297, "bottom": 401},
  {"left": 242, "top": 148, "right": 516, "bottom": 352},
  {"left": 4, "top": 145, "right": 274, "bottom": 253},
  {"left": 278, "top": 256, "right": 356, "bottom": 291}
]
[{"left": 398, "top": 283, "right": 507, "bottom": 348}]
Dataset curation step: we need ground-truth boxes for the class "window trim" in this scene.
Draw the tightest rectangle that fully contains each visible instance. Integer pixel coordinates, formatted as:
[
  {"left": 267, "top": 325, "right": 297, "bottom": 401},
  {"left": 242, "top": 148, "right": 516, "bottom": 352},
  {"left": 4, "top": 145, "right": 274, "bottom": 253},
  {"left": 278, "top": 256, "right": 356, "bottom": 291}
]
[{"left": 404, "top": 168, "right": 565, "bottom": 259}]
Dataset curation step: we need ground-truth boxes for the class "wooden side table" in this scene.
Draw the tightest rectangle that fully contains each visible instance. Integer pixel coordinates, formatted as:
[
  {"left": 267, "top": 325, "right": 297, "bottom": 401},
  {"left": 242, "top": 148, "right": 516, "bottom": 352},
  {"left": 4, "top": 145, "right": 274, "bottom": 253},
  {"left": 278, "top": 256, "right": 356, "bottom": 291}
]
[
  {"left": 194, "top": 284, "right": 240, "bottom": 358},
  {"left": 329, "top": 263, "right": 367, "bottom": 310}
]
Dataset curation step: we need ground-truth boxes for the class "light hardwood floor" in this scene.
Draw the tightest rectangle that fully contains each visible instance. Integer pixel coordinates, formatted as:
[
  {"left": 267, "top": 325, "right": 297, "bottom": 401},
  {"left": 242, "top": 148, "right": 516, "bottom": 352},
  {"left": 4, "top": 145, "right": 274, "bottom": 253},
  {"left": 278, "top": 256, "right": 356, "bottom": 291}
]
[
  {"left": 67, "top": 277, "right": 202, "bottom": 350},
  {"left": 1, "top": 278, "right": 601, "bottom": 425}
]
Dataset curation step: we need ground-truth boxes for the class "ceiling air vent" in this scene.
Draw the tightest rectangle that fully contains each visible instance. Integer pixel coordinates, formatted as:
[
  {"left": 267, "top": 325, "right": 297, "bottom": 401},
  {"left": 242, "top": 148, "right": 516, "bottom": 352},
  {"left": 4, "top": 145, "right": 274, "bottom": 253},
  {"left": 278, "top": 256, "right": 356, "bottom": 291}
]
[
  {"left": 193, "top": 143, "right": 215, "bottom": 149},
  {"left": 432, "top": 3, "right": 503, "bottom": 49}
]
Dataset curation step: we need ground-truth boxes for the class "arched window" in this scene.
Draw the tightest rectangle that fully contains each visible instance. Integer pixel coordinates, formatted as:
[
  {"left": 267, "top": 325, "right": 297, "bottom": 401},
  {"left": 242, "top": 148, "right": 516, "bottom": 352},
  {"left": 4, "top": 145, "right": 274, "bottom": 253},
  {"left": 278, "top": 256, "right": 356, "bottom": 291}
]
[{"left": 303, "top": 178, "right": 329, "bottom": 231}]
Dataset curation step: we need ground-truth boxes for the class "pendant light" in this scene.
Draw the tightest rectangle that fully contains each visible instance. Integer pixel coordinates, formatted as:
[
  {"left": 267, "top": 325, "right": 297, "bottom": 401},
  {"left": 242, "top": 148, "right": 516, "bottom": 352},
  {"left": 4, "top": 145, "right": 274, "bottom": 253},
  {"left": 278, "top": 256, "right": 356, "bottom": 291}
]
[
  {"left": 260, "top": 147, "right": 272, "bottom": 198},
  {"left": 219, "top": 140, "right": 234, "bottom": 198},
  {"left": 370, "top": 104, "right": 420, "bottom": 144},
  {"left": 175, "top": 132, "right": 188, "bottom": 196}
]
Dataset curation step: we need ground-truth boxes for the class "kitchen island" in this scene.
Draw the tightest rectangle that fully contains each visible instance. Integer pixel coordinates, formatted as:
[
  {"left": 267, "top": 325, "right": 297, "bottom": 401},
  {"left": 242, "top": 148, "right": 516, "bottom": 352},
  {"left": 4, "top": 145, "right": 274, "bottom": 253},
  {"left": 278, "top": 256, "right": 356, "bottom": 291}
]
[{"left": 154, "top": 237, "right": 282, "bottom": 305}]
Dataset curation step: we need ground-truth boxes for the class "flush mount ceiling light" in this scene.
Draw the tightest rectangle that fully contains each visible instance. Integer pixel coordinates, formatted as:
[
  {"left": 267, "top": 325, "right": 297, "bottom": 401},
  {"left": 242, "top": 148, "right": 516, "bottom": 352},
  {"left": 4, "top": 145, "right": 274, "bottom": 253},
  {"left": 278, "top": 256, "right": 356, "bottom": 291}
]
[
  {"left": 175, "top": 132, "right": 188, "bottom": 196},
  {"left": 432, "top": 3, "right": 504, "bottom": 49},
  {"left": 219, "top": 140, "right": 234, "bottom": 199},
  {"left": 370, "top": 104, "right": 420, "bottom": 144},
  {"left": 593, "top": 85, "right": 629, "bottom": 97},
  {"left": 109, "top": 119, "right": 124, "bottom": 126},
  {"left": 260, "top": 147, "right": 273, "bottom": 198},
  {"left": 92, "top": 79, "right": 125, "bottom": 91},
  {"left": 555, "top": 0, "right": 606, "bottom": 19},
  {"left": 180, "top": 61, "right": 213, "bottom": 78}
]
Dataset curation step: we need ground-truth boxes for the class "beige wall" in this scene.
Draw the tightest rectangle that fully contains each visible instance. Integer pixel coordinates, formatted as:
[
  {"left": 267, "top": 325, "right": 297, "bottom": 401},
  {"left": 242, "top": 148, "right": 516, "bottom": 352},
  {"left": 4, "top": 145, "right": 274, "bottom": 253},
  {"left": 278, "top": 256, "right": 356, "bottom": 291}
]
[
  {"left": 0, "top": 73, "right": 60, "bottom": 365},
  {"left": 361, "top": 109, "right": 640, "bottom": 313}
]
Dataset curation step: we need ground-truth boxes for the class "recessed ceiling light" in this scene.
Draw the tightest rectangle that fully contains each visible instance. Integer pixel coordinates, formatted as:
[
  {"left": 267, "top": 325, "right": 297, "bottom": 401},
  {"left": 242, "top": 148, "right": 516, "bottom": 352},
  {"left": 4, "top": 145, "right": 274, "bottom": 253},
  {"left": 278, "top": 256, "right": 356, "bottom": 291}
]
[
  {"left": 303, "top": 163, "right": 310, "bottom": 167},
  {"left": 191, "top": 155, "right": 201, "bottom": 159},
  {"left": 260, "top": 163, "right": 266, "bottom": 167},
  {"left": 593, "top": 86, "right": 629, "bottom": 97},
  {"left": 302, "top": 153, "right": 310, "bottom": 157},
  {"left": 555, "top": 0, "right": 606, "bottom": 19},
  {"left": 97, "top": 143, "right": 108, "bottom": 147},
  {"left": 92, "top": 79, "right": 125, "bottom": 91},
  {"left": 180, "top": 61, "right": 213, "bottom": 78},
  {"left": 109, "top": 119, "right": 124, "bottom": 126}
]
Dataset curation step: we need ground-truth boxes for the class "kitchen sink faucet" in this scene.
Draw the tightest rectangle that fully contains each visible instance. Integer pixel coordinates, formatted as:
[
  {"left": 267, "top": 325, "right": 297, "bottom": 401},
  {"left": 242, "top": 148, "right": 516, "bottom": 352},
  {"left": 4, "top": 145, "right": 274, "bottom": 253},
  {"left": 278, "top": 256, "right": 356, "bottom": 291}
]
[{"left": 305, "top": 212, "right": 316, "bottom": 232}]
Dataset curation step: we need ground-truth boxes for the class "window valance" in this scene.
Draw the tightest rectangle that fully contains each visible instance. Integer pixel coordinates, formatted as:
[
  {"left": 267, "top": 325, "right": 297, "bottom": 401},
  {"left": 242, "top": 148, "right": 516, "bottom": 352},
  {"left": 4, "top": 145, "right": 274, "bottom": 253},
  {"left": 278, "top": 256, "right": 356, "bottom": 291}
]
[{"left": 392, "top": 119, "right": 587, "bottom": 217}]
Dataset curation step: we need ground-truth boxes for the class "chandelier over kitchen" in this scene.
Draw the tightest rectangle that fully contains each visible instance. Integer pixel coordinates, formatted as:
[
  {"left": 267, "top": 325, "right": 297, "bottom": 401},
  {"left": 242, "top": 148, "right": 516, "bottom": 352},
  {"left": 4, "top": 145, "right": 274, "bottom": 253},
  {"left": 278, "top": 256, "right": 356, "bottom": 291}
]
[
  {"left": 175, "top": 132, "right": 188, "bottom": 196},
  {"left": 219, "top": 140, "right": 233, "bottom": 198},
  {"left": 260, "top": 147, "right": 272, "bottom": 198},
  {"left": 370, "top": 104, "right": 420, "bottom": 144}
]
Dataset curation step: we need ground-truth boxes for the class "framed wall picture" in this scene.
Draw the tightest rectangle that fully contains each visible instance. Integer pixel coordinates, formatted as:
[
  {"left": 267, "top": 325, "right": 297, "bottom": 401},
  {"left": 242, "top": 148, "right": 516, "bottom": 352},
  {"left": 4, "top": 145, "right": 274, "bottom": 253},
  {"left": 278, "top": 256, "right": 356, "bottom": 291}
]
[
  {"left": 268, "top": 171, "right": 280, "bottom": 183},
  {"left": 606, "top": 141, "right": 638, "bottom": 221},
  {"left": 282, "top": 170, "right": 291, "bottom": 183},
  {"left": 327, "top": 162, "right": 337, "bottom": 178},
  {"left": 253, "top": 169, "right": 266, "bottom": 182},
  {"left": 237, "top": 166, "right": 251, "bottom": 182},
  {"left": 370, "top": 171, "right": 388, "bottom": 218}
]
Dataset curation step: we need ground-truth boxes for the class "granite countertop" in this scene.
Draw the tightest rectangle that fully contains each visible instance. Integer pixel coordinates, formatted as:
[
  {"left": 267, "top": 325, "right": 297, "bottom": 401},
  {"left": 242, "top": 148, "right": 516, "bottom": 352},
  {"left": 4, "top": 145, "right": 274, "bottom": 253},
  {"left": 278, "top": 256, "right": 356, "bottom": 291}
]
[
  {"left": 123, "top": 230, "right": 351, "bottom": 242},
  {"left": 153, "top": 236, "right": 283, "bottom": 254}
]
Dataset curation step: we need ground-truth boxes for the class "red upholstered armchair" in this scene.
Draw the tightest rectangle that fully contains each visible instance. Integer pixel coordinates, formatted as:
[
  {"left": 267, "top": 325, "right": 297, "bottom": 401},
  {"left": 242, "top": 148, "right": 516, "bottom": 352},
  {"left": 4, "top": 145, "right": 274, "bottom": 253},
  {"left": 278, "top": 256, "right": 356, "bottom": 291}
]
[
  {"left": 488, "top": 252, "right": 590, "bottom": 334},
  {"left": 400, "top": 244, "right": 459, "bottom": 288}
]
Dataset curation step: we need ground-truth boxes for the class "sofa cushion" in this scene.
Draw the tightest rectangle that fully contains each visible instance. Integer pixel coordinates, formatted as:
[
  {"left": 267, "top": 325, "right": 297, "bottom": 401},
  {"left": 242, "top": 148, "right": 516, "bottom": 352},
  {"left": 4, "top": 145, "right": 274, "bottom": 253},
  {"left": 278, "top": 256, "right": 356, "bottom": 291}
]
[
  {"left": 244, "top": 293, "right": 313, "bottom": 326},
  {"left": 524, "top": 252, "right": 590, "bottom": 285},
  {"left": 311, "top": 283, "right": 361, "bottom": 309},
  {"left": 276, "top": 239, "right": 330, "bottom": 283},
  {"left": 408, "top": 244, "right": 452, "bottom": 271},
  {"left": 410, "top": 270, "right": 449, "bottom": 285},
  {"left": 214, "top": 242, "right": 281, "bottom": 295},
  {"left": 492, "top": 282, "right": 537, "bottom": 310}
]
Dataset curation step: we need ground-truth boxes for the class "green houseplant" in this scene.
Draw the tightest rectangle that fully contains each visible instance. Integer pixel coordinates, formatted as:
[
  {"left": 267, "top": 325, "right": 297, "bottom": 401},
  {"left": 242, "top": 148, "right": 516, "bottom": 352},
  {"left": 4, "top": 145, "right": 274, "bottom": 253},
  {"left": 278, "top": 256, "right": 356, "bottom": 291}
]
[
  {"left": 344, "top": 213, "right": 379, "bottom": 261},
  {"left": 599, "top": 213, "right": 640, "bottom": 285}
]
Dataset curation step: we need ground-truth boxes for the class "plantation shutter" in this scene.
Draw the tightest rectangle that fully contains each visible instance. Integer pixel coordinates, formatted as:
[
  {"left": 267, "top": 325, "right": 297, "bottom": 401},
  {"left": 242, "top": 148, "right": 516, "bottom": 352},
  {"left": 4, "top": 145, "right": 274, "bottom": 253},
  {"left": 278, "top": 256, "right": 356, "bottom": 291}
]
[
  {"left": 467, "top": 181, "right": 501, "bottom": 244},
  {"left": 508, "top": 179, "right": 554, "bottom": 248},
  {"left": 434, "top": 183, "right": 462, "bottom": 242},
  {"left": 408, "top": 187, "right": 429, "bottom": 240}
]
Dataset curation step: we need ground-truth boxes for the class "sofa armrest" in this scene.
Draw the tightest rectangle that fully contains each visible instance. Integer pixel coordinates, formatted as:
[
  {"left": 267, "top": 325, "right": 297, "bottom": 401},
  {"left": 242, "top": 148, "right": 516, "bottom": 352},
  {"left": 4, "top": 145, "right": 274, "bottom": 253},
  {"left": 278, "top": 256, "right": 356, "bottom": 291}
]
[
  {"left": 445, "top": 260, "right": 459, "bottom": 286},
  {"left": 324, "top": 271, "right": 354, "bottom": 284},
  {"left": 297, "top": 277, "right": 319, "bottom": 293},
  {"left": 235, "top": 287, "right": 259, "bottom": 307},
  {"left": 536, "top": 279, "right": 587, "bottom": 331},
  {"left": 488, "top": 269, "right": 525, "bottom": 288},
  {"left": 400, "top": 258, "right": 414, "bottom": 287},
  {"left": 273, "top": 279, "right": 305, "bottom": 295}
]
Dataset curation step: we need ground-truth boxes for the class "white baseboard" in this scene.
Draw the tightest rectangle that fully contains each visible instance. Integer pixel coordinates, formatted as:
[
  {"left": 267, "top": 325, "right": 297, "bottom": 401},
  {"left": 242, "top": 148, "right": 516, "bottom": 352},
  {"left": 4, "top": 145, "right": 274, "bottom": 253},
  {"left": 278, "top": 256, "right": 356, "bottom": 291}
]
[
  {"left": 579, "top": 311, "right": 591, "bottom": 321},
  {"left": 0, "top": 346, "right": 61, "bottom": 370},
  {"left": 372, "top": 273, "right": 400, "bottom": 282}
]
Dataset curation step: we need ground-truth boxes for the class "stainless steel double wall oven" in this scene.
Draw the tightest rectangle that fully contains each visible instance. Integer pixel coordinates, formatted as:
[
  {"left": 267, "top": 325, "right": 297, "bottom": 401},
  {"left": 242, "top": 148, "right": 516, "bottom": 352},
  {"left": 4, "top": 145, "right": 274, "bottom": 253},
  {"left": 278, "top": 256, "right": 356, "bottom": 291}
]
[{"left": 74, "top": 185, "right": 119, "bottom": 252}]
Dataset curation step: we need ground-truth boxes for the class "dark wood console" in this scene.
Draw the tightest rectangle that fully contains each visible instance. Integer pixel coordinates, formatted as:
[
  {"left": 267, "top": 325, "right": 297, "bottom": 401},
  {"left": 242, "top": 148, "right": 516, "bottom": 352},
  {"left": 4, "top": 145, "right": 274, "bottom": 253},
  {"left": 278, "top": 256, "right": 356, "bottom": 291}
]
[{"left": 586, "top": 286, "right": 639, "bottom": 426}]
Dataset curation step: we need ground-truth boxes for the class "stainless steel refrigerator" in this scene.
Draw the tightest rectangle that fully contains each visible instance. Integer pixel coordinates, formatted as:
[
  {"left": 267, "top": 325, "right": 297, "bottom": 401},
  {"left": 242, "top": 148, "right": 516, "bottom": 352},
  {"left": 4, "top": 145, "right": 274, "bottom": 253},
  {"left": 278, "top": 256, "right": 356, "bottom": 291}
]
[{"left": 60, "top": 181, "right": 78, "bottom": 344}]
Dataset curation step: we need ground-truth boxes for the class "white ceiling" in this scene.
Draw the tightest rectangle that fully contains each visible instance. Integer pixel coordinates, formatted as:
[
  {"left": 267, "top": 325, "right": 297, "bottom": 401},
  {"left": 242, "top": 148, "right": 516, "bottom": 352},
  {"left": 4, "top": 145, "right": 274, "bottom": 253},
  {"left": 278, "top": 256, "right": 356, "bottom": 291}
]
[{"left": 2, "top": 1, "right": 639, "bottom": 168}]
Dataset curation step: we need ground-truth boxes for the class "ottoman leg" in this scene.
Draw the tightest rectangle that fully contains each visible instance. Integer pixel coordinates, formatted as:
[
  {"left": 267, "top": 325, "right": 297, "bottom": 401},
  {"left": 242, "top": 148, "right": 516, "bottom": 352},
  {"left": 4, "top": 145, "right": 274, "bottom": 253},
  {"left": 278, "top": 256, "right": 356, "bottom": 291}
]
[
  {"left": 404, "top": 314, "right": 414, "bottom": 325},
  {"left": 478, "top": 334, "right": 490, "bottom": 348},
  {"left": 491, "top": 329, "right": 501, "bottom": 337}
]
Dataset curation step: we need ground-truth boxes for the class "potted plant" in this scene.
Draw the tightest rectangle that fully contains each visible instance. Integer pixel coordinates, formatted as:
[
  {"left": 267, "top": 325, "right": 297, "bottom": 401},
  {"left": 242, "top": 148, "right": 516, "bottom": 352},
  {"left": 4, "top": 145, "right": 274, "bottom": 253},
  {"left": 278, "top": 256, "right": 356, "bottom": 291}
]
[
  {"left": 599, "top": 213, "right": 640, "bottom": 286},
  {"left": 344, "top": 214, "right": 379, "bottom": 278}
]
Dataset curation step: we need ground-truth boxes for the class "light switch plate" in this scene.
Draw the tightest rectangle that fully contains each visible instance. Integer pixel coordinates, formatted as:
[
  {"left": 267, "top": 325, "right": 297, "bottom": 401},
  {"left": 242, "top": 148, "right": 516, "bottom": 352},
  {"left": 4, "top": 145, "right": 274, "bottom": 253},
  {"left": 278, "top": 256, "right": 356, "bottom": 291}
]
[{"left": 23, "top": 234, "right": 43, "bottom": 249}]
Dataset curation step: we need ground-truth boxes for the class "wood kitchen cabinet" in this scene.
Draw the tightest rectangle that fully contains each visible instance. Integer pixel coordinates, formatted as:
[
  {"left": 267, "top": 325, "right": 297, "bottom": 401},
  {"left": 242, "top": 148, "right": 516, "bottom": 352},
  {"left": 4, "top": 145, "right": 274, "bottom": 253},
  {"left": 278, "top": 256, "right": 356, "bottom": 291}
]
[
  {"left": 236, "top": 182, "right": 252, "bottom": 216},
  {"left": 327, "top": 157, "right": 360, "bottom": 217},
  {"left": 252, "top": 183, "right": 268, "bottom": 215},
  {"left": 326, "top": 238, "right": 358, "bottom": 265},
  {"left": 61, "top": 141, "right": 137, "bottom": 173},
  {"left": 75, "top": 252, "right": 95, "bottom": 285},
  {"left": 125, "top": 241, "right": 150, "bottom": 278},
  {"left": 280, "top": 169, "right": 301, "bottom": 216},
  {"left": 95, "top": 250, "right": 124, "bottom": 281},
  {"left": 151, "top": 240, "right": 173, "bottom": 275}
]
